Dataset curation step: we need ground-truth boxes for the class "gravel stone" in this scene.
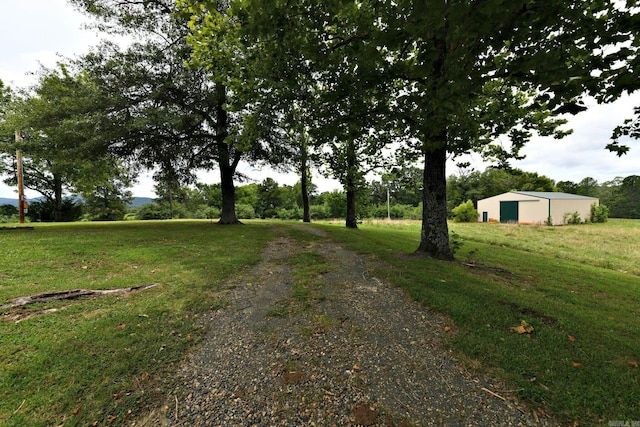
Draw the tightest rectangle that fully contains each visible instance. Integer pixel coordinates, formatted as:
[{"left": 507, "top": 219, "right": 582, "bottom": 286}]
[{"left": 134, "top": 226, "right": 556, "bottom": 426}]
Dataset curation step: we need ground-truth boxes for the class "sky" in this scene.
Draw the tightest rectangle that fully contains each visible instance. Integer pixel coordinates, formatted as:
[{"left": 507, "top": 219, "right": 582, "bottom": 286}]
[{"left": 1, "top": 0, "right": 639, "bottom": 199}]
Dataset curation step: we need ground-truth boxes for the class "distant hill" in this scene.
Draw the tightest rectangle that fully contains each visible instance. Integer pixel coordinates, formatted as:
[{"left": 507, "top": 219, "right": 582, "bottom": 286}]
[
  {"left": 0, "top": 197, "right": 18, "bottom": 207},
  {"left": 128, "top": 197, "right": 155, "bottom": 207},
  {"left": 0, "top": 196, "right": 155, "bottom": 207}
]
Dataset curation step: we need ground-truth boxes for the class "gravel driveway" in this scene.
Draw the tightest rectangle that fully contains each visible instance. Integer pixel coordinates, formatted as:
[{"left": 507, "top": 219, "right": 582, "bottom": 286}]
[{"left": 134, "top": 226, "right": 554, "bottom": 426}]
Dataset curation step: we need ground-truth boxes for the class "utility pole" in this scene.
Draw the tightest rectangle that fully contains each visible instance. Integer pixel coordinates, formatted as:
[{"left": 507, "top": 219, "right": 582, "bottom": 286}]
[{"left": 15, "top": 131, "right": 25, "bottom": 224}]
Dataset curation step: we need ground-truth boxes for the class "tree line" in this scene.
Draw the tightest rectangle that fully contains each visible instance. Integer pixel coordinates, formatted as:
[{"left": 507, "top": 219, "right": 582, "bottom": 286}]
[
  {"left": 5, "top": 165, "right": 636, "bottom": 224},
  {"left": 134, "top": 169, "right": 640, "bottom": 222},
  {"left": 1, "top": 0, "right": 639, "bottom": 259}
]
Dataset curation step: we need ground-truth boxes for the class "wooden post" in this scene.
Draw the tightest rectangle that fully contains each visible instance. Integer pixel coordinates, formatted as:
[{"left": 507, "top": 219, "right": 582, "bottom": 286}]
[{"left": 15, "top": 131, "right": 25, "bottom": 224}]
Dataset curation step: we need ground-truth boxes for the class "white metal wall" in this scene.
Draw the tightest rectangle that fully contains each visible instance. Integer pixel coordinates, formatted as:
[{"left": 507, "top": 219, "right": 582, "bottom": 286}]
[{"left": 477, "top": 193, "right": 599, "bottom": 225}]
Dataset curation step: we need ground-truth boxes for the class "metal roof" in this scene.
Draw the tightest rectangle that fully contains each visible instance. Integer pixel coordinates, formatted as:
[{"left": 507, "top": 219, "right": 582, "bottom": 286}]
[{"left": 512, "top": 191, "right": 598, "bottom": 200}]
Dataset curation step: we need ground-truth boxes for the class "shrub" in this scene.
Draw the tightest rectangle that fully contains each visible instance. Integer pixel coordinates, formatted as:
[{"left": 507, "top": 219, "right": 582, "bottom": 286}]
[
  {"left": 367, "top": 205, "right": 389, "bottom": 219},
  {"left": 135, "top": 203, "right": 172, "bottom": 220},
  {"left": 389, "top": 204, "right": 415, "bottom": 219},
  {"left": 590, "top": 203, "right": 609, "bottom": 223},
  {"left": 323, "top": 191, "right": 347, "bottom": 218},
  {"left": 235, "top": 203, "right": 256, "bottom": 219},
  {"left": 276, "top": 207, "right": 302, "bottom": 220},
  {"left": 310, "top": 205, "right": 330, "bottom": 220},
  {"left": 408, "top": 204, "right": 422, "bottom": 220},
  {"left": 452, "top": 200, "right": 479, "bottom": 223},
  {"left": 195, "top": 206, "right": 220, "bottom": 220},
  {"left": 563, "top": 211, "right": 582, "bottom": 225},
  {"left": 0, "top": 204, "right": 19, "bottom": 223},
  {"left": 0, "top": 204, "right": 18, "bottom": 217},
  {"left": 449, "top": 231, "right": 464, "bottom": 255},
  {"left": 261, "top": 208, "right": 278, "bottom": 219},
  {"left": 27, "top": 198, "right": 83, "bottom": 222}
]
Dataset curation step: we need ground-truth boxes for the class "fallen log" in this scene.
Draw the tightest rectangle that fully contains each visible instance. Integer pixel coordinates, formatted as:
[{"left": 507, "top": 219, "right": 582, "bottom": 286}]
[{"left": 1, "top": 283, "right": 158, "bottom": 311}]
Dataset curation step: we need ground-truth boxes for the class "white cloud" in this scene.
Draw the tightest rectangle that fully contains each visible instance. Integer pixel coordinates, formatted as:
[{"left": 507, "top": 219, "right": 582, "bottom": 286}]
[
  {"left": 1, "top": 0, "right": 639, "bottom": 199},
  {"left": 512, "top": 94, "right": 640, "bottom": 183},
  {"left": 0, "top": 0, "right": 103, "bottom": 88}
]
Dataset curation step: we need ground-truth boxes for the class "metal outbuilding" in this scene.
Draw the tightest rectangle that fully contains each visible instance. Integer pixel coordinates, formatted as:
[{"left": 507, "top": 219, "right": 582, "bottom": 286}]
[{"left": 476, "top": 191, "right": 599, "bottom": 225}]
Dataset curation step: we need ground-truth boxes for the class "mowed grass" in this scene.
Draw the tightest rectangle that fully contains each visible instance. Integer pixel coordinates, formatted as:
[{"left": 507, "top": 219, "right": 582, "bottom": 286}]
[
  {"left": 2, "top": 218, "right": 639, "bottom": 426},
  {"left": 453, "top": 219, "right": 640, "bottom": 276},
  {"left": 314, "top": 219, "right": 640, "bottom": 426},
  {"left": 0, "top": 221, "right": 273, "bottom": 426}
]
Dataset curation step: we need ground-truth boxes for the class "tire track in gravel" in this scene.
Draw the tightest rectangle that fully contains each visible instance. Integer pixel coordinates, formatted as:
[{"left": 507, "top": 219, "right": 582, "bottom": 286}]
[{"left": 134, "top": 225, "right": 554, "bottom": 427}]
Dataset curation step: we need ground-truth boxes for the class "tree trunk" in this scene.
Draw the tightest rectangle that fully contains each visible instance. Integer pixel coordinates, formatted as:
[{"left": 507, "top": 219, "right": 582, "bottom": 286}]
[
  {"left": 301, "top": 169, "right": 311, "bottom": 223},
  {"left": 416, "top": 31, "right": 452, "bottom": 259},
  {"left": 219, "top": 162, "right": 239, "bottom": 224},
  {"left": 416, "top": 143, "right": 453, "bottom": 260},
  {"left": 345, "top": 186, "right": 358, "bottom": 228},
  {"left": 53, "top": 176, "right": 63, "bottom": 222},
  {"left": 168, "top": 186, "right": 174, "bottom": 219},
  {"left": 300, "top": 138, "right": 311, "bottom": 223},
  {"left": 345, "top": 139, "right": 358, "bottom": 229},
  {"left": 215, "top": 83, "right": 240, "bottom": 225}
]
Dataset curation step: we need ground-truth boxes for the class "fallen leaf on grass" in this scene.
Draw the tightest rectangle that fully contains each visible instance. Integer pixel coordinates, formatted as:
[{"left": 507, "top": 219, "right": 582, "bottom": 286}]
[
  {"left": 141, "top": 372, "right": 149, "bottom": 381},
  {"left": 72, "top": 408, "right": 82, "bottom": 416},
  {"left": 510, "top": 320, "right": 534, "bottom": 335},
  {"left": 628, "top": 360, "right": 639, "bottom": 368},
  {"left": 572, "top": 362, "right": 582, "bottom": 367},
  {"left": 444, "top": 326, "right": 452, "bottom": 333},
  {"left": 117, "top": 323, "right": 126, "bottom": 330},
  {"left": 568, "top": 335, "right": 576, "bottom": 342},
  {"left": 282, "top": 370, "right": 303, "bottom": 384}
]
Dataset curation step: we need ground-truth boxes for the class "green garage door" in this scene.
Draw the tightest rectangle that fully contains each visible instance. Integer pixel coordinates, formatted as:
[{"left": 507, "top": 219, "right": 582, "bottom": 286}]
[{"left": 500, "top": 201, "right": 519, "bottom": 223}]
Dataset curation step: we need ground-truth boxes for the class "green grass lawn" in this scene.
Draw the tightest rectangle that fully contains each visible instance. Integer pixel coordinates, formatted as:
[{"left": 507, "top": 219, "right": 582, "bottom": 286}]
[
  {"left": 0, "top": 221, "right": 273, "bottom": 426},
  {"left": 1, "top": 219, "right": 639, "bottom": 426},
  {"left": 319, "top": 218, "right": 640, "bottom": 425}
]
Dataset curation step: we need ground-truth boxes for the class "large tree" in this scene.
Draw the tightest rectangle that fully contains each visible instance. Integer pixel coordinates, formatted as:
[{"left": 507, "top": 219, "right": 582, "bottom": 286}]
[
  {"left": 71, "top": 0, "right": 292, "bottom": 224},
  {"left": 365, "top": 2, "right": 632, "bottom": 258},
  {"left": 609, "top": 175, "right": 640, "bottom": 218},
  {"left": 0, "top": 65, "right": 127, "bottom": 221}
]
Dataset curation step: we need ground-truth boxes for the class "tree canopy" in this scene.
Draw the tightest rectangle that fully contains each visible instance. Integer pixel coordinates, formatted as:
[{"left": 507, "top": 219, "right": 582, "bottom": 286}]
[
  {"left": 69, "top": 0, "right": 295, "bottom": 224},
  {"left": 0, "top": 65, "right": 132, "bottom": 221},
  {"left": 180, "top": 0, "right": 639, "bottom": 258}
]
